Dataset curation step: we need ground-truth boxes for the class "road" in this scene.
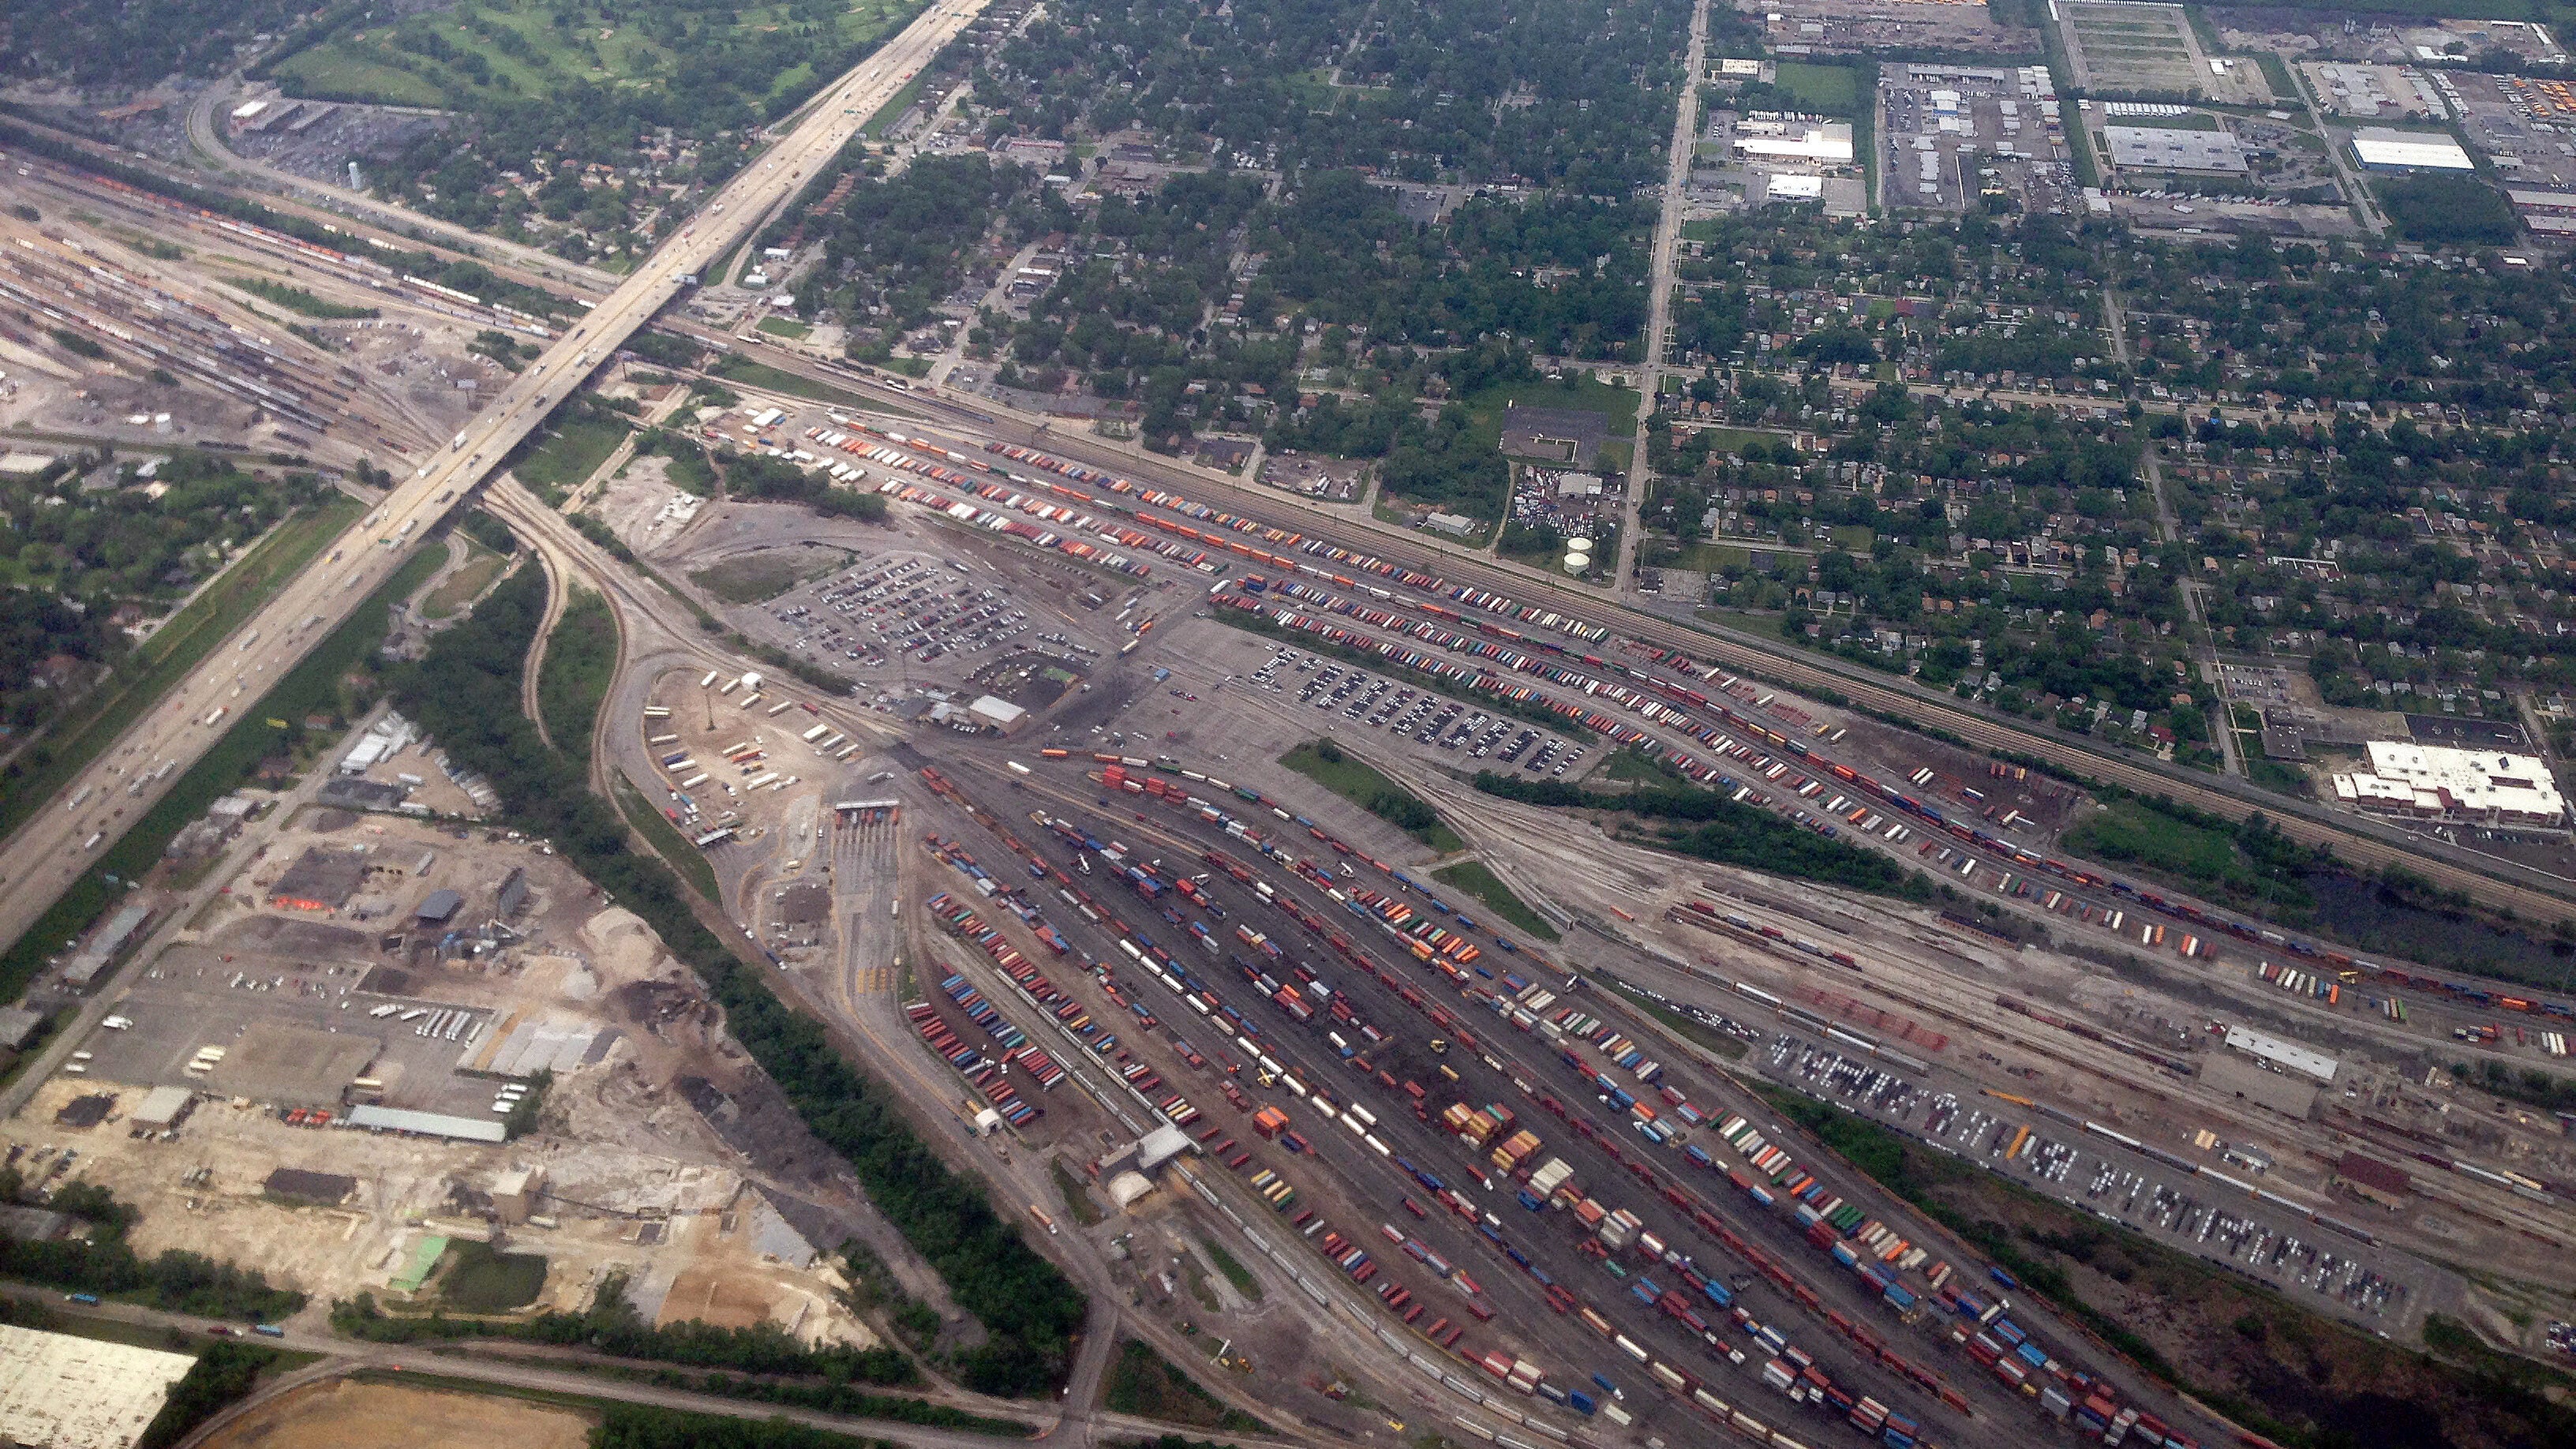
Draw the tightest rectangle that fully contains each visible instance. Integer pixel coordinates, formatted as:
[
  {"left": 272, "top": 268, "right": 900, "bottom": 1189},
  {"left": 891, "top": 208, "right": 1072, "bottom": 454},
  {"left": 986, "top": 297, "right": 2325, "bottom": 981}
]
[
  {"left": 2098, "top": 286, "right": 2233, "bottom": 775},
  {"left": 693, "top": 333, "right": 2576, "bottom": 927},
  {"left": 0, "top": 1285, "right": 1316, "bottom": 1449},
  {"left": 182, "top": 77, "right": 625, "bottom": 297},
  {"left": 1616, "top": 0, "right": 1709, "bottom": 592},
  {"left": 0, "top": 0, "right": 998, "bottom": 967}
]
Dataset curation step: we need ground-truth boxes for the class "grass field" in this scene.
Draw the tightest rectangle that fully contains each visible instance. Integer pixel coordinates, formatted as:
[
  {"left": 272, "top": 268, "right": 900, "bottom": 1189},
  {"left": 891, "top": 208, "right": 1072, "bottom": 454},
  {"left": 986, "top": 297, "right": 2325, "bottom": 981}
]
[
  {"left": 1430, "top": 859, "right": 1559, "bottom": 941},
  {"left": 756, "top": 316, "right": 812, "bottom": 340},
  {"left": 1774, "top": 62, "right": 1859, "bottom": 115},
  {"left": 1277, "top": 739, "right": 1463, "bottom": 852},
  {"left": 0, "top": 496, "right": 361, "bottom": 847},
  {"left": 710, "top": 355, "right": 868, "bottom": 408},
  {"left": 2063, "top": 798, "right": 2241, "bottom": 885},
  {"left": 419, "top": 541, "right": 507, "bottom": 620},
  {"left": 1196, "top": 1237, "right": 1263, "bottom": 1301},
  {"left": 439, "top": 1241, "right": 549, "bottom": 1312},
  {"left": 1049, "top": 1159, "right": 1103, "bottom": 1226},
  {"left": 0, "top": 544, "right": 438, "bottom": 1004},
  {"left": 508, "top": 412, "right": 630, "bottom": 499}
]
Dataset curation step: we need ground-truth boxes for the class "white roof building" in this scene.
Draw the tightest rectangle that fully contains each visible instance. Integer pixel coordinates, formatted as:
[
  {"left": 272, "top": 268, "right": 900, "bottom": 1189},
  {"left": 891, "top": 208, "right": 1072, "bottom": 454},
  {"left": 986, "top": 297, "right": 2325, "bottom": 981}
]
[
  {"left": 0, "top": 1324, "right": 196, "bottom": 1449},
  {"left": 1765, "top": 173, "right": 1825, "bottom": 201},
  {"left": 2223, "top": 1025, "right": 2339, "bottom": 1084},
  {"left": 2349, "top": 127, "right": 2474, "bottom": 171},
  {"left": 2330, "top": 740, "right": 2567, "bottom": 827},
  {"left": 968, "top": 695, "right": 1028, "bottom": 733},
  {"left": 1733, "top": 121, "right": 1854, "bottom": 165}
]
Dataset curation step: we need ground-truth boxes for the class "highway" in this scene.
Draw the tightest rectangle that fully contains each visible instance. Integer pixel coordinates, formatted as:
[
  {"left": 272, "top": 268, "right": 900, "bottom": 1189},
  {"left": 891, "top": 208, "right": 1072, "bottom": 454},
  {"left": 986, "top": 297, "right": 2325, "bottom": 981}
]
[{"left": 0, "top": 0, "right": 997, "bottom": 965}]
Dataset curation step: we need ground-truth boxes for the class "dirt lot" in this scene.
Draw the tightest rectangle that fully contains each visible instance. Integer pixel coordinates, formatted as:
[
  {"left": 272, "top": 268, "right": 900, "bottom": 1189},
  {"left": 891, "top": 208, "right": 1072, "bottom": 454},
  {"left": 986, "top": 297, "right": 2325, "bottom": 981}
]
[{"left": 197, "top": 1379, "right": 593, "bottom": 1449}]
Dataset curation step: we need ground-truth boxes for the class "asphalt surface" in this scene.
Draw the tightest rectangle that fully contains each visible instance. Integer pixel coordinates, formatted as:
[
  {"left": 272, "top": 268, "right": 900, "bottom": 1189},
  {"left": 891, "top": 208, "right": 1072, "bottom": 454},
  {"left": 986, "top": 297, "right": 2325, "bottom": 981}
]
[{"left": 0, "top": 0, "right": 998, "bottom": 971}]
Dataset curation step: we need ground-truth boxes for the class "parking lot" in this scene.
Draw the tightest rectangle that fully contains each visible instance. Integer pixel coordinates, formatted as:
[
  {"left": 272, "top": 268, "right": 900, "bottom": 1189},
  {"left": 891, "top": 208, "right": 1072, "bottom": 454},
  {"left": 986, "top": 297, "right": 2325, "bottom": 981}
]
[
  {"left": 1758, "top": 1032, "right": 2425, "bottom": 1331},
  {"left": 1244, "top": 645, "right": 1589, "bottom": 777},
  {"left": 762, "top": 550, "right": 1034, "bottom": 669}
]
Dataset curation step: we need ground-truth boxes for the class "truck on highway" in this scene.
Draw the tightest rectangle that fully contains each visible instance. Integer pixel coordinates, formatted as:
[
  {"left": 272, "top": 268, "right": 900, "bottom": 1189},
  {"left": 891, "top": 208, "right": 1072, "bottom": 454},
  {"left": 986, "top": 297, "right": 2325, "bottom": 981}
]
[
  {"left": 451, "top": 432, "right": 469, "bottom": 451},
  {"left": 202, "top": 707, "right": 227, "bottom": 727}
]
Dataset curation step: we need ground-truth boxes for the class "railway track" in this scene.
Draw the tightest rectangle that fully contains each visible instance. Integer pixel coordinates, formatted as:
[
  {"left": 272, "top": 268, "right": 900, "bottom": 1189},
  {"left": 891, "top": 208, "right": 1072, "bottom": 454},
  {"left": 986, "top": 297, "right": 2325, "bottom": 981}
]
[{"left": 710, "top": 344, "right": 2576, "bottom": 926}]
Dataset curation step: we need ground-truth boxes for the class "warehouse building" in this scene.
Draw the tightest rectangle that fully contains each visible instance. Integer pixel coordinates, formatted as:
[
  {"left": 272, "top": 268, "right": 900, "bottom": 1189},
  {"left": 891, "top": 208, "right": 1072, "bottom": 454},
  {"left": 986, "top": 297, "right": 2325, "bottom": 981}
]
[
  {"left": 1732, "top": 118, "right": 1855, "bottom": 165},
  {"left": 0, "top": 1324, "right": 197, "bottom": 1449},
  {"left": 414, "top": 889, "right": 465, "bottom": 927},
  {"left": 2349, "top": 127, "right": 2474, "bottom": 172},
  {"left": 2222, "top": 1024, "right": 2339, "bottom": 1084},
  {"left": 62, "top": 904, "right": 153, "bottom": 991},
  {"left": 2104, "top": 125, "right": 2248, "bottom": 174}
]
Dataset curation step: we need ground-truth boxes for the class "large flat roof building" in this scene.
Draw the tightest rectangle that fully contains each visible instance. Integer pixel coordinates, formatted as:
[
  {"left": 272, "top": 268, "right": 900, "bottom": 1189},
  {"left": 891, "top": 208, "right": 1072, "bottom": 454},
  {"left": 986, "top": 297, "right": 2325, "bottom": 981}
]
[
  {"left": 1732, "top": 119, "right": 1854, "bottom": 165},
  {"left": 2350, "top": 127, "right": 2474, "bottom": 172},
  {"left": 2331, "top": 740, "right": 2566, "bottom": 829},
  {"left": 2104, "top": 125, "right": 2248, "bottom": 174},
  {"left": 0, "top": 1324, "right": 196, "bottom": 1449}
]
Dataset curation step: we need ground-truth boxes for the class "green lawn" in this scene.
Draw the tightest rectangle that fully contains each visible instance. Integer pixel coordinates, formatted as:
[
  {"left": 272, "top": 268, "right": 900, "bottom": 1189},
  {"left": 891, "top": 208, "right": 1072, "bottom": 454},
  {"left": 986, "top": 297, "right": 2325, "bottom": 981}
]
[
  {"left": 1100, "top": 1339, "right": 1263, "bottom": 1433},
  {"left": 862, "top": 73, "right": 933, "bottom": 139},
  {"left": 1196, "top": 1237, "right": 1263, "bottom": 1301},
  {"left": 272, "top": 51, "right": 447, "bottom": 107},
  {"left": 1430, "top": 859, "right": 1559, "bottom": 942},
  {"left": 1050, "top": 1159, "right": 1103, "bottom": 1227},
  {"left": 757, "top": 316, "right": 813, "bottom": 340},
  {"left": 689, "top": 545, "right": 852, "bottom": 604},
  {"left": 508, "top": 412, "right": 631, "bottom": 498},
  {"left": 1276, "top": 739, "right": 1463, "bottom": 852},
  {"left": 1774, "top": 62, "right": 1859, "bottom": 114},
  {"left": 0, "top": 496, "right": 360, "bottom": 846}
]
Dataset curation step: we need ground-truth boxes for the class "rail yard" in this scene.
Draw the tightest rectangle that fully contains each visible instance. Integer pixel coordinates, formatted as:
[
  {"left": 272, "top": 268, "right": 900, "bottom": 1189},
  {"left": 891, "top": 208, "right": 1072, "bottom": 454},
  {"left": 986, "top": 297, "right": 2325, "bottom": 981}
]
[{"left": 6, "top": 15, "right": 2576, "bottom": 1447}]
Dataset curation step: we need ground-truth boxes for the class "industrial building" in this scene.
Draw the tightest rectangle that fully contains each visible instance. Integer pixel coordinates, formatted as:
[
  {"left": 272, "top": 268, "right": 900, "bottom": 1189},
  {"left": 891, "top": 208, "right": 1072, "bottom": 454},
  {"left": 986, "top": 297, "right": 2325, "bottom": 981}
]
[
  {"left": 492, "top": 1163, "right": 546, "bottom": 1223},
  {"left": 127, "top": 1084, "right": 195, "bottom": 1130},
  {"left": 968, "top": 695, "right": 1030, "bottom": 734},
  {"left": 1732, "top": 117, "right": 1855, "bottom": 165},
  {"left": 2103, "top": 125, "right": 2248, "bottom": 174},
  {"left": 2334, "top": 1151, "right": 2413, "bottom": 1208},
  {"left": 62, "top": 904, "right": 153, "bottom": 991},
  {"left": 415, "top": 888, "right": 465, "bottom": 927},
  {"left": 269, "top": 847, "right": 371, "bottom": 912},
  {"left": 0, "top": 1324, "right": 197, "bottom": 1449},
  {"left": 2349, "top": 127, "right": 2475, "bottom": 172},
  {"left": 343, "top": 1103, "right": 507, "bottom": 1144},
  {"left": 2222, "top": 1024, "right": 2340, "bottom": 1084},
  {"left": 2330, "top": 741, "right": 2567, "bottom": 829}
]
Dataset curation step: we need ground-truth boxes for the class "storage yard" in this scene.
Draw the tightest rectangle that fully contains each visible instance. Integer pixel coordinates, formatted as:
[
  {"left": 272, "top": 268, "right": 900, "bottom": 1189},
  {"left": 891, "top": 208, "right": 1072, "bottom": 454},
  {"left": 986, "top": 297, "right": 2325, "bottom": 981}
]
[{"left": 1, "top": 743, "right": 903, "bottom": 1346}]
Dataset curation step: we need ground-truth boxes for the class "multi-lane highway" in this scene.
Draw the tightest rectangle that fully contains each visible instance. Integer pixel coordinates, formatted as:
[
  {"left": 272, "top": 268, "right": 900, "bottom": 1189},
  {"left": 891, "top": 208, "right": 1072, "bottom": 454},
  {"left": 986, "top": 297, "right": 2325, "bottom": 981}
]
[{"left": 0, "top": 0, "right": 995, "bottom": 961}]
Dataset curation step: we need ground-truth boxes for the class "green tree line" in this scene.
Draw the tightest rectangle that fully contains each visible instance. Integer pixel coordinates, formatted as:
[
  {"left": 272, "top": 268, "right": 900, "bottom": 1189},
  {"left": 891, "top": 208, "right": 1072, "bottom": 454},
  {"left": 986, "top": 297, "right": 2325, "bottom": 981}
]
[{"left": 388, "top": 570, "right": 1086, "bottom": 1395}]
